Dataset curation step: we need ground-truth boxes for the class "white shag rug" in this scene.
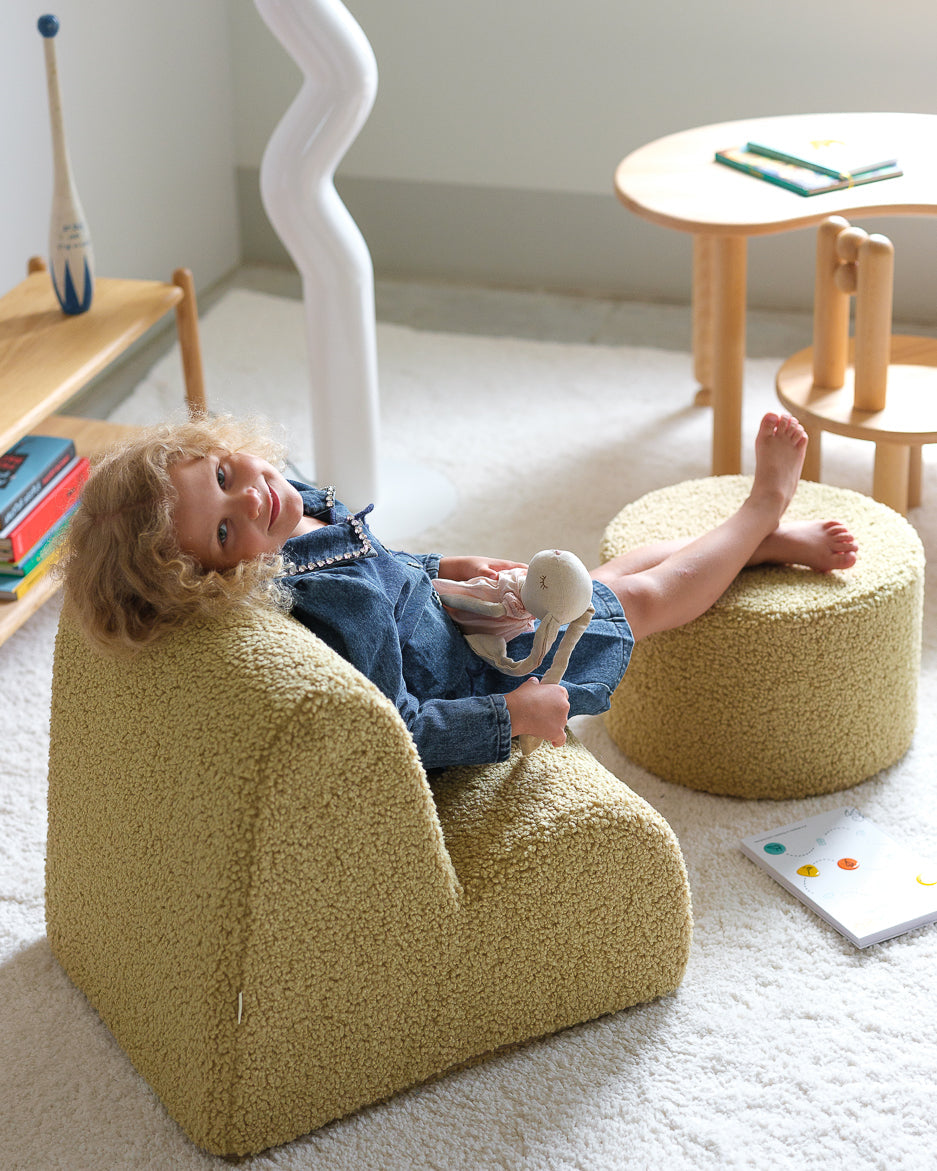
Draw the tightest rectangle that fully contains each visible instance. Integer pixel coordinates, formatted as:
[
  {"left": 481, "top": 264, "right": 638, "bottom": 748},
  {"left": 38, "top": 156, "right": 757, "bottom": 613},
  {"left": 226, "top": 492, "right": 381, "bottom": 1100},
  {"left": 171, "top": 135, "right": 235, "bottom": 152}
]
[{"left": 2, "top": 289, "right": 936, "bottom": 1170}]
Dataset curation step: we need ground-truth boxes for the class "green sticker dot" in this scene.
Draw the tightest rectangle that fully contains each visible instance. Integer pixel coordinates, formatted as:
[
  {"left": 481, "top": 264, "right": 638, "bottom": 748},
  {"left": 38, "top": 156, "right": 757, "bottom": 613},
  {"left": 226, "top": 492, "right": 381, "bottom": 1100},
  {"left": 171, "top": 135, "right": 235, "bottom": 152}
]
[{"left": 764, "top": 842, "right": 786, "bottom": 855}]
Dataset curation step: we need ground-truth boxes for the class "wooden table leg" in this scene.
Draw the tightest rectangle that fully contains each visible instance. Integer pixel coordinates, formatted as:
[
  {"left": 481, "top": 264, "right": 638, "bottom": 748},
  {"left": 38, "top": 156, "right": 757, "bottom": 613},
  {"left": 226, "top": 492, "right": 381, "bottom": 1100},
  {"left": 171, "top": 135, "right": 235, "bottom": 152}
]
[
  {"left": 692, "top": 235, "right": 714, "bottom": 406},
  {"left": 710, "top": 235, "right": 747, "bottom": 475}
]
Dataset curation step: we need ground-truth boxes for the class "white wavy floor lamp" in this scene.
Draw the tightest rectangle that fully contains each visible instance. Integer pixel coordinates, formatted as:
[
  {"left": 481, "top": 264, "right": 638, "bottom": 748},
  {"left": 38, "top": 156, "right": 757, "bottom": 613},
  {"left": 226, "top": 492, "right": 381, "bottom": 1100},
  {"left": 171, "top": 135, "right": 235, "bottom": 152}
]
[{"left": 254, "top": 0, "right": 455, "bottom": 532}]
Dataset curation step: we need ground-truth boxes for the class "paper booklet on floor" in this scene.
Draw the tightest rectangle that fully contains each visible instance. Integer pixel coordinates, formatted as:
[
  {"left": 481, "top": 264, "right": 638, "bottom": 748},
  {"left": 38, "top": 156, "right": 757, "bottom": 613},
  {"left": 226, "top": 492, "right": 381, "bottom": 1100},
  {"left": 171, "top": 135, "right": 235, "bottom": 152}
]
[{"left": 740, "top": 807, "right": 937, "bottom": 948}]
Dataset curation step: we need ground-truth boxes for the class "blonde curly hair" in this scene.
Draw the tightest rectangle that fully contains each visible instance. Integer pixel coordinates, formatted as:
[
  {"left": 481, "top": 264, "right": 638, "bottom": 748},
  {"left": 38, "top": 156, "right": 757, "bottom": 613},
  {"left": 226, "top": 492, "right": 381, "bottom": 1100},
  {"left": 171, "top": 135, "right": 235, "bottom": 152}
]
[{"left": 58, "top": 414, "right": 294, "bottom": 655}]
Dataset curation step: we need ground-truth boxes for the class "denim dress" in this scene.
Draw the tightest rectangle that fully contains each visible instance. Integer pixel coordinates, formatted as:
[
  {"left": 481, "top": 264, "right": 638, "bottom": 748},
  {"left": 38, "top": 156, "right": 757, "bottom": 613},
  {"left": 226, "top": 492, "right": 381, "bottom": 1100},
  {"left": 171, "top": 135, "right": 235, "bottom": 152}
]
[{"left": 281, "top": 484, "right": 633, "bottom": 771}]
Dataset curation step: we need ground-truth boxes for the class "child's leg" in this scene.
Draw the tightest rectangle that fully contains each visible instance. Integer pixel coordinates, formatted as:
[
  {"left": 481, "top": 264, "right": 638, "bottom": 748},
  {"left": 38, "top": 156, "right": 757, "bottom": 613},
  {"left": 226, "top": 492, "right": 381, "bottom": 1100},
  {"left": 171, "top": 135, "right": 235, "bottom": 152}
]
[
  {"left": 753, "top": 520, "right": 857, "bottom": 572},
  {"left": 592, "top": 413, "right": 820, "bottom": 643},
  {"left": 607, "top": 520, "right": 858, "bottom": 577}
]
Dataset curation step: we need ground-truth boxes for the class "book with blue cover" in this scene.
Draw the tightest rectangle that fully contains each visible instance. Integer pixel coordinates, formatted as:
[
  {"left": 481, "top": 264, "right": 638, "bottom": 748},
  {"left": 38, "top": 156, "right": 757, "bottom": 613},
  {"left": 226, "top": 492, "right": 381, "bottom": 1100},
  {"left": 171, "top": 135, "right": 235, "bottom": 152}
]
[
  {"left": 715, "top": 147, "right": 903, "bottom": 197},
  {"left": 0, "top": 455, "right": 89, "bottom": 562},
  {"left": 0, "top": 434, "right": 76, "bottom": 529},
  {"left": 745, "top": 135, "right": 898, "bottom": 180}
]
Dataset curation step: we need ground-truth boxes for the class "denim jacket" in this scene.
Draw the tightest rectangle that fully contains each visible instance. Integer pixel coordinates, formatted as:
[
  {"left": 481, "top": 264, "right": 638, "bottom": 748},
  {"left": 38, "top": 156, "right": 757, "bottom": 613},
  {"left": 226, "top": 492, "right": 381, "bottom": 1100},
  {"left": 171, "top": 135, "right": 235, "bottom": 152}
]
[
  {"left": 281, "top": 484, "right": 512, "bottom": 770},
  {"left": 280, "top": 484, "right": 633, "bottom": 771}
]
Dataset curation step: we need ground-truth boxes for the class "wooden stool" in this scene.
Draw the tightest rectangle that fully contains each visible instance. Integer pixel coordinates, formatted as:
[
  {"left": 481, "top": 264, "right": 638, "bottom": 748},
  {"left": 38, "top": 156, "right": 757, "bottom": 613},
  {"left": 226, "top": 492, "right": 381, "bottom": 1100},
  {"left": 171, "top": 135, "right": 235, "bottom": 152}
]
[
  {"left": 601, "top": 476, "right": 924, "bottom": 799},
  {"left": 777, "top": 216, "right": 937, "bottom": 515}
]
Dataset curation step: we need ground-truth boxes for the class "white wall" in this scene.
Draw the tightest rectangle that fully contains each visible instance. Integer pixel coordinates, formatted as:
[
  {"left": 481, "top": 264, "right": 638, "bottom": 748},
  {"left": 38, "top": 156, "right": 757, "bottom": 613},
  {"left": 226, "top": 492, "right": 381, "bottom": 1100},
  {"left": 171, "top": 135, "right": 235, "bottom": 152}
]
[
  {"left": 5, "top": 1, "right": 935, "bottom": 316},
  {"left": 1, "top": 0, "right": 240, "bottom": 296},
  {"left": 229, "top": 0, "right": 937, "bottom": 318},
  {"left": 233, "top": 0, "right": 937, "bottom": 191}
]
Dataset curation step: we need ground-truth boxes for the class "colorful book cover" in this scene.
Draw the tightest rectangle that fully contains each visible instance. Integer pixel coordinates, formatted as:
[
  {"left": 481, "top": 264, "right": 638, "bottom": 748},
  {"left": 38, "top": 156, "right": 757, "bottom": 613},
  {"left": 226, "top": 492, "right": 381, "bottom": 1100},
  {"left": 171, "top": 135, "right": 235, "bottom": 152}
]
[
  {"left": 745, "top": 136, "right": 898, "bottom": 180},
  {"left": 741, "top": 807, "right": 937, "bottom": 948},
  {"left": 0, "top": 552, "right": 57, "bottom": 602},
  {"left": 715, "top": 147, "right": 903, "bottom": 197},
  {"left": 0, "top": 434, "right": 75, "bottom": 529},
  {"left": 0, "top": 456, "right": 89, "bottom": 562},
  {"left": 0, "top": 506, "right": 76, "bottom": 577}
]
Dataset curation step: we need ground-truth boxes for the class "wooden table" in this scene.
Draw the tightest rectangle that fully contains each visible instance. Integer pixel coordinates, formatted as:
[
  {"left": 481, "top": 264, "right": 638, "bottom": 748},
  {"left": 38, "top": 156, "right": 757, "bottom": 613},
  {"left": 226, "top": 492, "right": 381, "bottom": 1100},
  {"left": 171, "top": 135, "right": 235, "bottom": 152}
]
[{"left": 614, "top": 112, "right": 937, "bottom": 473}]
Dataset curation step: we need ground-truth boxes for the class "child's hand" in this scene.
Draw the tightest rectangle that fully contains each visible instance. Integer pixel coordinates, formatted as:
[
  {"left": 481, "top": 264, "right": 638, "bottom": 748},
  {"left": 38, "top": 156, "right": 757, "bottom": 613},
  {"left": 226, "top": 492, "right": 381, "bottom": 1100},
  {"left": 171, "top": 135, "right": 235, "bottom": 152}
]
[
  {"left": 438, "top": 555, "right": 528, "bottom": 581},
  {"left": 504, "top": 677, "right": 570, "bottom": 747}
]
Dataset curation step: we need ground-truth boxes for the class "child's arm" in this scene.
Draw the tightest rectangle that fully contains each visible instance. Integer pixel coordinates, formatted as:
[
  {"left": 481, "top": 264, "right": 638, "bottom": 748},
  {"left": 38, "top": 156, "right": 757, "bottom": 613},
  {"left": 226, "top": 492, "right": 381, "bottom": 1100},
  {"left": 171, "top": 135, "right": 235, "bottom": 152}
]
[
  {"left": 428, "top": 557, "right": 569, "bottom": 747},
  {"left": 286, "top": 563, "right": 567, "bottom": 767},
  {"left": 504, "top": 677, "right": 571, "bottom": 747},
  {"left": 437, "top": 555, "right": 527, "bottom": 581},
  {"left": 288, "top": 571, "right": 516, "bottom": 768}
]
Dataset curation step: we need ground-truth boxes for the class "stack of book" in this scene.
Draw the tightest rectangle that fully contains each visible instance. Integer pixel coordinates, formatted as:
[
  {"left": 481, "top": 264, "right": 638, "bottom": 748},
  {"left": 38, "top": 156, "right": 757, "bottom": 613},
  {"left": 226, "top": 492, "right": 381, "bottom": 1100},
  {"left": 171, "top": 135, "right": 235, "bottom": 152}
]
[
  {"left": 714, "top": 134, "right": 902, "bottom": 197},
  {"left": 0, "top": 434, "right": 89, "bottom": 602}
]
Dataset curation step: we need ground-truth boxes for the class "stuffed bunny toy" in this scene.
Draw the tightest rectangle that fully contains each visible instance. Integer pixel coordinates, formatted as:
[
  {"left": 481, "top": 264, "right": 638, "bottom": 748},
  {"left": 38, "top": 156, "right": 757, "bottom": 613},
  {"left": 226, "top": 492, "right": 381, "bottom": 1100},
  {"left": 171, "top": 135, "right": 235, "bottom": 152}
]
[{"left": 433, "top": 549, "right": 595, "bottom": 754}]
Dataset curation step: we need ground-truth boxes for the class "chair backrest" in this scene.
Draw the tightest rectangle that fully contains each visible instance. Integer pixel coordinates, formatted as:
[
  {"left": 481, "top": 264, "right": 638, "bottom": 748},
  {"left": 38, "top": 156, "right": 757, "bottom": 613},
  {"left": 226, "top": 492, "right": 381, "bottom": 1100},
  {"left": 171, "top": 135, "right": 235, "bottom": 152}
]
[
  {"left": 45, "top": 603, "right": 461, "bottom": 1151},
  {"left": 812, "top": 214, "right": 895, "bottom": 410}
]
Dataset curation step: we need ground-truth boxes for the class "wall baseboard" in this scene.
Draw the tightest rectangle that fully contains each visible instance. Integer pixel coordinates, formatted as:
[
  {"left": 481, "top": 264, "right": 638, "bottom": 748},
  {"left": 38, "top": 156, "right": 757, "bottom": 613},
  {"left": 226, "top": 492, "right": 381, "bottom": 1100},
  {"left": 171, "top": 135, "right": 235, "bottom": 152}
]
[
  {"left": 237, "top": 167, "right": 694, "bottom": 302},
  {"left": 237, "top": 167, "right": 937, "bottom": 323}
]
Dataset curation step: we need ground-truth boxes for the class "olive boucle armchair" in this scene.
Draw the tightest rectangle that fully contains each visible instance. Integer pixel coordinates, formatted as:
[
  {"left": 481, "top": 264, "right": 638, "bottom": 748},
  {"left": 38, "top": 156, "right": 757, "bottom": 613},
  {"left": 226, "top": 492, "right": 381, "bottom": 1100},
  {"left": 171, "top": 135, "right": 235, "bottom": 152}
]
[{"left": 46, "top": 604, "right": 692, "bottom": 1157}]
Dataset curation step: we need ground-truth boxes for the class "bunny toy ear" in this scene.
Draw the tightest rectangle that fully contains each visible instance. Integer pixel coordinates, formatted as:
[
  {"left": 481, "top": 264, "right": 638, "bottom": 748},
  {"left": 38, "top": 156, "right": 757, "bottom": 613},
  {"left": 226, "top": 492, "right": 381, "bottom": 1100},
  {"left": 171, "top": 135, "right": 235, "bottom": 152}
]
[
  {"left": 518, "top": 602, "right": 595, "bottom": 756},
  {"left": 539, "top": 605, "right": 595, "bottom": 681},
  {"left": 466, "top": 614, "right": 561, "bottom": 676}
]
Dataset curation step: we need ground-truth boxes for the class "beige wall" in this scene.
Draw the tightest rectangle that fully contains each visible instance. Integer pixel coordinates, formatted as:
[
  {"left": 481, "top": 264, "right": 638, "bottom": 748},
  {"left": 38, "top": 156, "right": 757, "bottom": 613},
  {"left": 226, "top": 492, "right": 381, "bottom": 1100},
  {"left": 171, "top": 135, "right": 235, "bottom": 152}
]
[
  {"left": 1, "top": 0, "right": 239, "bottom": 295},
  {"left": 4, "top": 1, "right": 936, "bottom": 319},
  {"left": 230, "top": 0, "right": 937, "bottom": 318}
]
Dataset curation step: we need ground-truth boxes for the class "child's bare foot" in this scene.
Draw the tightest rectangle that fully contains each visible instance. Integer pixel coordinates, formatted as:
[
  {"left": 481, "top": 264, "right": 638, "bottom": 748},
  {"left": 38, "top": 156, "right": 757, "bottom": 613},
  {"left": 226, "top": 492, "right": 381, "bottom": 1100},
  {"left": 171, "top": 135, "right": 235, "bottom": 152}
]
[
  {"left": 750, "top": 519, "right": 859, "bottom": 572},
  {"left": 749, "top": 413, "right": 809, "bottom": 519}
]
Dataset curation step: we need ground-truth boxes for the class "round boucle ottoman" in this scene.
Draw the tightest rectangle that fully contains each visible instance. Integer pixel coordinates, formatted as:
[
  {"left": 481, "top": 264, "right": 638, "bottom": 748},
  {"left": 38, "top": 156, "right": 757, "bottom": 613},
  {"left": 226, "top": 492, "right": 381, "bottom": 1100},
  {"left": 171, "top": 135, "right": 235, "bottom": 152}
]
[{"left": 601, "top": 476, "right": 924, "bottom": 799}]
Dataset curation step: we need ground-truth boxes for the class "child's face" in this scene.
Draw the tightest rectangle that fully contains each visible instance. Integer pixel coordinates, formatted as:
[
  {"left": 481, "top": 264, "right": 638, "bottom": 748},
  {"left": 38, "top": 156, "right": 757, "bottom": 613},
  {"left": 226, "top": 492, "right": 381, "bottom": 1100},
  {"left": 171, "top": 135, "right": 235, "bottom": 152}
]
[{"left": 170, "top": 449, "right": 306, "bottom": 572}]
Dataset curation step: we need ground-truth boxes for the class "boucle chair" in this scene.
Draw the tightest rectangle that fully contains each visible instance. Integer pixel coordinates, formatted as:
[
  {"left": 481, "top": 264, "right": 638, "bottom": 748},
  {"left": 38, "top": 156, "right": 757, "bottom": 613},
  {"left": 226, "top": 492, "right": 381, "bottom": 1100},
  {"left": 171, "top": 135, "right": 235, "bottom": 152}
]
[
  {"left": 45, "top": 604, "right": 693, "bottom": 1157},
  {"left": 601, "top": 476, "right": 924, "bottom": 799}
]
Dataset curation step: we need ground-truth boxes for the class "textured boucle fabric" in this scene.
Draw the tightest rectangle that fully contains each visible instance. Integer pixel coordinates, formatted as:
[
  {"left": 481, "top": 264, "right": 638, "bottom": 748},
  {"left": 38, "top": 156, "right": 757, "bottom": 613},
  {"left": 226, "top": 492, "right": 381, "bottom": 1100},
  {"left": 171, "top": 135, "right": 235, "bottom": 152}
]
[
  {"left": 45, "top": 604, "right": 692, "bottom": 1157},
  {"left": 601, "top": 477, "right": 924, "bottom": 798}
]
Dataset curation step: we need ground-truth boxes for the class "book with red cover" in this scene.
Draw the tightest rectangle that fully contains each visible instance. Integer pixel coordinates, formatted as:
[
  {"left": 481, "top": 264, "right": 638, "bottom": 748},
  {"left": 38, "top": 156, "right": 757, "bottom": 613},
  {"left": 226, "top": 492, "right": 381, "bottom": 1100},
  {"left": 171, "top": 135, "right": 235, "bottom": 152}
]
[{"left": 0, "top": 456, "right": 89, "bottom": 562}]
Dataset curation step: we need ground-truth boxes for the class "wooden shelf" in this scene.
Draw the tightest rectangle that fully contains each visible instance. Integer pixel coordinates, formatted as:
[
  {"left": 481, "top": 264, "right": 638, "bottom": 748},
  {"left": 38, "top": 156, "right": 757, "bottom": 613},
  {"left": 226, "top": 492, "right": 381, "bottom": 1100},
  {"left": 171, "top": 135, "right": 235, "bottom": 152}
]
[
  {"left": 0, "top": 558, "right": 62, "bottom": 646},
  {"left": 0, "top": 260, "right": 204, "bottom": 650}
]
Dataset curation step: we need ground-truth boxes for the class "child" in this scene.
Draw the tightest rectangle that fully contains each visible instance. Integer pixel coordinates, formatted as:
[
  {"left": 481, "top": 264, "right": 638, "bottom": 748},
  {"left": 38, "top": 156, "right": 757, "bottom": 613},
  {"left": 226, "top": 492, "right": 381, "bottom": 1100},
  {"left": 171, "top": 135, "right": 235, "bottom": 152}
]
[{"left": 60, "top": 412, "right": 857, "bottom": 770}]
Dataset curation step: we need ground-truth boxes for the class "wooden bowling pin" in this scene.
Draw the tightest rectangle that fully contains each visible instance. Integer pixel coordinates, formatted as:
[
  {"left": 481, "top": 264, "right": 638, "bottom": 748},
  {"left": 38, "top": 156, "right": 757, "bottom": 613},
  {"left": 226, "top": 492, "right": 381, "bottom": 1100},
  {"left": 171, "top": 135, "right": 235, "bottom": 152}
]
[{"left": 38, "top": 14, "right": 94, "bottom": 315}]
